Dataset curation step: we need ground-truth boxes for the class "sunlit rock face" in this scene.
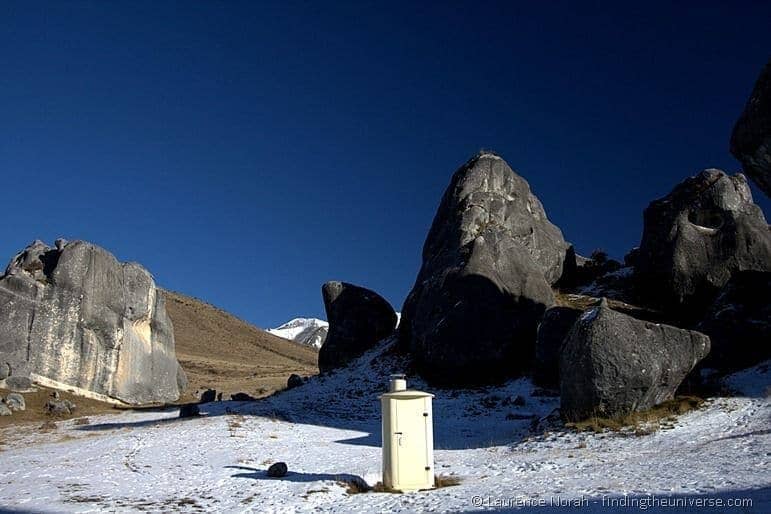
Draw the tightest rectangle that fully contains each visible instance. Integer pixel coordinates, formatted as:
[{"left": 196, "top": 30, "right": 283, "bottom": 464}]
[
  {"left": 0, "top": 240, "right": 186, "bottom": 404},
  {"left": 399, "top": 152, "right": 567, "bottom": 385},
  {"left": 635, "top": 169, "right": 771, "bottom": 320}
]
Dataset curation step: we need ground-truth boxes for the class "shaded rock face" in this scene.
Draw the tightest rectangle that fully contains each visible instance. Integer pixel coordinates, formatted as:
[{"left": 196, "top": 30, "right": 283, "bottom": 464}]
[
  {"left": 533, "top": 306, "right": 582, "bottom": 389},
  {"left": 731, "top": 59, "right": 771, "bottom": 197},
  {"left": 318, "top": 281, "right": 397, "bottom": 373},
  {"left": 0, "top": 240, "right": 186, "bottom": 405},
  {"left": 400, "top": 153, "right": 562, "bottom": 385},
  {"left": 635, "top": 169, "right": 771, "bottom": 319},
  {"left": 560, "top": 300, "right": 710, "bottom": 422},
  {"left": 698, "top": 271, "right": 771, "bottom": 373}
]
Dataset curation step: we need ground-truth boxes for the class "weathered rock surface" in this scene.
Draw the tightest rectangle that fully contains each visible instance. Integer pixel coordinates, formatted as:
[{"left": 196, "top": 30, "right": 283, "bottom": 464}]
[
  {"left": 45, "top": 397, "right": 76, "bottom": 416},
  {"left": 635, "top": 169, "right": 771, "bottom": 318},
  {"left": 400, "top": 153, "right": 561, "bottom": 385},
  {"left": 731, "top": 59, "right": 771, "bottom": 197},
  {"left": 0, "top": 240, "right": 186, "bottom": 405},
  {"left": 4, "top": 393, "right": 25, "bottom": 412},
  {"left": 318, "top": 281, "right": 397, "bottom": 373},
  {"left": 0, "top": 404, "right": 10, "bottom": 416},
  {"left": 533, "top": 306, "right": 582, "bottom": 389},
  {"left": 698, "top": 271, "right": 771, "bottom": 373},
  {"left": 560, "top": 300, "right": 710, "bottom": 421}
]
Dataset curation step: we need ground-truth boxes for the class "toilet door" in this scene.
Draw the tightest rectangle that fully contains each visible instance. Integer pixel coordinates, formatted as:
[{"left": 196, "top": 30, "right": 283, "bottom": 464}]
[{"left": 394, "top": 398, "right": 429, "bottom": 487}]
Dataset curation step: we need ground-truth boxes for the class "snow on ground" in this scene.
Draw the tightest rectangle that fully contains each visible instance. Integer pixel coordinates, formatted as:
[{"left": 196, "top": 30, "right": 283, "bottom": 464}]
[{"left": 0, "top": 345, "right": 769, "bottom": 513}]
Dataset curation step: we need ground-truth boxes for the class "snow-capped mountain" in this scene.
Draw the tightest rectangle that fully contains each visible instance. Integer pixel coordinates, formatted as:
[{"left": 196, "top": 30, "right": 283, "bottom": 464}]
[{"left": 268, "top": 318, "right": 328, "bottom": 350}]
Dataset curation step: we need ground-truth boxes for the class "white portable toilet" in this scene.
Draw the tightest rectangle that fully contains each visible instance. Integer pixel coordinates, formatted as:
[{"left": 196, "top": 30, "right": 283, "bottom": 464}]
[{"left": 380, "top": 374, "right": 435, "bottom": 492}]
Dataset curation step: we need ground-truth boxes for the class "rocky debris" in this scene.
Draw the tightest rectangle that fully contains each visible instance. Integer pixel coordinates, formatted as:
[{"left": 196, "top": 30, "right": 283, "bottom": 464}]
[
  {"left": 0, "top": 239, "right": 186, "bottom": 405},
  {"left": 178, "top": 403, "right": 200, "bottom": 418},
  {"left": 230, "top": 392, "right": 256, "bottom": 401},
  {"left": 318, "top": 281, "right": 397, "bottom": 373},
  {"left": 0, "top": 362, "right": 9, "bottom": 380},
  {"left": 400, "top": 152, "right": 561, "bottom": 385},
  {"left": 200, "top": 389, "right": 217, "bottom": 403},
  {"left": 731, "top": 59, "right": 771, "bottom": 197},
  {"left": 267, "top": 462, "right": 288, "bottom": 478},
  {"left": 560, "top": 299, "right": 710, "bottom": 422},
  {"left": 45, "top": 397, "right": 76, "bottom": 417},
  {"left": 4, "top": 393, "right": 25, "bottom": 412},
  {"left": 0, "top": 404, "right": 11, "bottom": 416},
  {"left": 533, "top": 306, "right": 583, "bottom": 389},
  {"left": 635, "top": 169, "right": 771, "bottom": 319},
  {"left": 698, "top": 271, "right": 771, "bottom": 373},
  {"left": 286, "top": 374, "right": 304, "bottom": 389}
]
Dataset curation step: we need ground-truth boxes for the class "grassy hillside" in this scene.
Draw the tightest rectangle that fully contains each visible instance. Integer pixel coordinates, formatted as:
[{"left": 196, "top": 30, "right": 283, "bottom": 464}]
[{"left": 164, "top": 290, "right": 319, "bottom": 402}]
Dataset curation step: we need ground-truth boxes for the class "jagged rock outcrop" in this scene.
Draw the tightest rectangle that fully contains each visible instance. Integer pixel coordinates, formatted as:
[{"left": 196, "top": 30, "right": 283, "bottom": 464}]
[
  {"left": 697, "top": 271, "right": 771, "bottom": 373},
  {"left": 318, "top": 281, "right": 397, "bottom": 372},
  {"left": 635, "top": 169, "right": 771, "bottom": 319},
  {"left": 533, "top": 306, "right": 582, "bottom": 389},
  {"left": 0, "top": 240, "right": 186, "bottom": 404},
  {"left": 560, "top": 300, "right": 710, "bottom": 421},
  {"left": 400, "top": 152, "right": 564, "bottom": 385},
  {"left": 731, "top": 59, "right": 771, "bottom": 197}
]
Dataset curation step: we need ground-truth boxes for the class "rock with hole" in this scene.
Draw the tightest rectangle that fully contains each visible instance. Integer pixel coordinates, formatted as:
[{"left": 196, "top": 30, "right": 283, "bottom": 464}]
[{"left": 635, "top": 169, "right": 771, "bottom": 319}]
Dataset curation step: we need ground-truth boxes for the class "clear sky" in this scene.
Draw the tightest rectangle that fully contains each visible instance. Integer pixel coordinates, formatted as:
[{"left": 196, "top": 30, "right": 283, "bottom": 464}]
[{"left": 2, "top": 1, "right": 769, "bottom": 328}]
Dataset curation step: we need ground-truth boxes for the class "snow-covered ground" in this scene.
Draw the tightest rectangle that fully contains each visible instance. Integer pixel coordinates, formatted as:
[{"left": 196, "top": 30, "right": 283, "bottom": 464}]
[
  {"left": 0, "top": 343, "right": 768, "bottom": 513},
  {"left": 268, "top": 318, "right": 328, "bottom": 350}
]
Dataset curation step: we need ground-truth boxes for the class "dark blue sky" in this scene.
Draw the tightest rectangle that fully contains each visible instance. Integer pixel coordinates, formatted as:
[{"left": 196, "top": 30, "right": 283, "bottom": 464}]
[{"left": 2, "top": 1, "right": 769, "bottom": 328}]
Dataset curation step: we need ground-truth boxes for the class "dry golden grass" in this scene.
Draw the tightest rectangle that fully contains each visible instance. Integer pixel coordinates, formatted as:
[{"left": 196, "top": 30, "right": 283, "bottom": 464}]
[
  {"left": 164, "top": 290, "right": 318, "bottom": 402},
  {"left": 565, "top": 396, "right": 704, "bottom": 434}
]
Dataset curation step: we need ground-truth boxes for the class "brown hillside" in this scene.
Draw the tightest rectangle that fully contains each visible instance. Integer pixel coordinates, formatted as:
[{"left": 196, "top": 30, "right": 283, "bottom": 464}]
[{"left": 164, "top": 290, "right": 319, "bottom": 402}]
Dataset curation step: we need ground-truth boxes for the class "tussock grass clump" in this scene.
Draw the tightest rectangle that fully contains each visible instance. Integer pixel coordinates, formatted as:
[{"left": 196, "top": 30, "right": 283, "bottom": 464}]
[
  {"left": 566, "top": 396, "right": 704, "bottom": 434},
  {"left": 346, "top": 475, "right": 462, "bottom": 495}
]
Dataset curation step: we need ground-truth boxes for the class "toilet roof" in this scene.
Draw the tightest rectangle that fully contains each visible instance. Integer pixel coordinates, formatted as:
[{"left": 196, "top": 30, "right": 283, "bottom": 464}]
[{"left": 379, "top": 390, "right": 434, "bottom": 400}]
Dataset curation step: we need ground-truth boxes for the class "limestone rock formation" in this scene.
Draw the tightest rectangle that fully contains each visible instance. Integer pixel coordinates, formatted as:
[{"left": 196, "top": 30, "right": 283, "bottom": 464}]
[
  {"left": 697, "top": 271, "right": 771, "bottom": 373},
  {"left": 318, "top": 281, "right": 397, "bottom": 372},
  {"left": 400, "top": 152, "right": 563, "bottom": 385},
  {"left": 0, "top": 240, "right": 186, "bottom": 404},
  {"left": 635, "top": 169, "right": 771, "bottom": 319},
  {"left": 560, "top": 300, "right": 710, "bottom": 421},
  {"left": 731, "top": 59, "right": 771, "bottom": 197},
  {"left": 533, "top": 306, "right": 582, "bottom": 389}
]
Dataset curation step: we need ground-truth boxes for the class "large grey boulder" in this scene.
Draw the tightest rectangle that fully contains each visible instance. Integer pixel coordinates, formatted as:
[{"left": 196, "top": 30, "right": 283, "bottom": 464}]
[
  {"left": 560, "top": 300, "right": 710, "bottom": 422},
  {"left": 697, "top": 271, "right": 771, "bottom": 373},
  {"left": 0, "top": 240, "right": 186, "bottom": 405},
  {"left": 533, "top": 306, "right": 582, "bottom": 389},
  {"left": 635, "top": 169, "right": 771, "bottom": 319},
  {"left": 400, "top": 153, "right": 562, "bottom": 385},
  {"left": 318, "top": 281, "right": 397, "bottom": 372},
  {"left": 731, "top": 59, "right": 771, "bottom": 197}
]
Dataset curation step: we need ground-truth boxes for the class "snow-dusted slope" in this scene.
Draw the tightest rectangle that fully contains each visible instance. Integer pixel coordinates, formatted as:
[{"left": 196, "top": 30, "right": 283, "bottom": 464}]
[
  {"left": 1, "top": 344, "right": 768, "bottom": 513},
  {"left": 268, "top": 318, "right": 328, "bottom": 350}
]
